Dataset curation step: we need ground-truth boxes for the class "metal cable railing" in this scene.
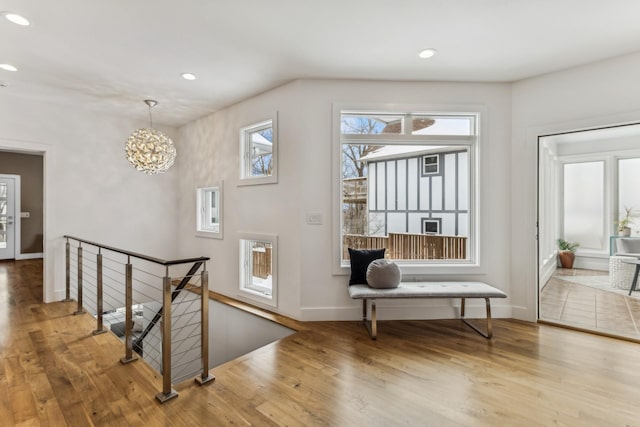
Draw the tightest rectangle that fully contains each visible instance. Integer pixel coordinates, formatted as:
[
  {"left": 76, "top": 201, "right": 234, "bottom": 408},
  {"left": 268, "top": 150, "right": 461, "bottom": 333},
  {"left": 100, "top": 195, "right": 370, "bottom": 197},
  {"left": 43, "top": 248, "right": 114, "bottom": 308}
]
[{"left": 64, "top": 235, "right": 215, "bottom": 404}]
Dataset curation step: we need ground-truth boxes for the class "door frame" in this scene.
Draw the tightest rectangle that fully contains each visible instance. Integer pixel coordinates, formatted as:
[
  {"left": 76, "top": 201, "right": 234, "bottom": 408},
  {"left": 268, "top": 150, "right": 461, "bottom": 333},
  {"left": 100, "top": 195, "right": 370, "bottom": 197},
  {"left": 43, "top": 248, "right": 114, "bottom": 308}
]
[
  {"left": 0, "top": 140, "right": 48, "bottom": 302},
  {"left": 0, "top": 174, "right": 21, "bottom": 260}
]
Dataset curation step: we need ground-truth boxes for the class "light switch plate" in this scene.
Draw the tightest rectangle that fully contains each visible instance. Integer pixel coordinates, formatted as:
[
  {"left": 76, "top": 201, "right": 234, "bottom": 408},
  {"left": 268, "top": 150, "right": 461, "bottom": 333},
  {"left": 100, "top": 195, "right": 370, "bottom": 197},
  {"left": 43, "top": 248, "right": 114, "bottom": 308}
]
[{"left": 306, "top": 212, "right": 323, "bottom": 225}]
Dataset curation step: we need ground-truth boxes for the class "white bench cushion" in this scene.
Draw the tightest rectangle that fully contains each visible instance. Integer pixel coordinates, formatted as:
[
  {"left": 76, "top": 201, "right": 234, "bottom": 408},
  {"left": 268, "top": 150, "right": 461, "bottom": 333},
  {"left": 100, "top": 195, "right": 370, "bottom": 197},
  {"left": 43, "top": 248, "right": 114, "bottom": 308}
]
[{"left": 348, "top": 281, "right": 507, "bottom": 299}]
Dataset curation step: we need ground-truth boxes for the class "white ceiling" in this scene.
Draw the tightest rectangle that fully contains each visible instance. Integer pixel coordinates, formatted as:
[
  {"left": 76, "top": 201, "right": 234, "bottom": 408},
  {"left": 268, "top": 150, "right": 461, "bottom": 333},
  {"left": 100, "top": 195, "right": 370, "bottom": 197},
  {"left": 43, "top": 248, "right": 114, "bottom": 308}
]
[{"left": 2, "top": 0, "right": 640, "bottom": 127}]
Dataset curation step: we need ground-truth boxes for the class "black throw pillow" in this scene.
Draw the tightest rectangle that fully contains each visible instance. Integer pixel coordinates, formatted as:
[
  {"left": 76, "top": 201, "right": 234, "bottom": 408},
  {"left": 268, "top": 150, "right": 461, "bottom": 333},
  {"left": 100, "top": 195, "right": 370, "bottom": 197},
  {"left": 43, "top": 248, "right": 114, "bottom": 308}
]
[{"left": 348, "top": 248, "right": 385, "bottom": 285}]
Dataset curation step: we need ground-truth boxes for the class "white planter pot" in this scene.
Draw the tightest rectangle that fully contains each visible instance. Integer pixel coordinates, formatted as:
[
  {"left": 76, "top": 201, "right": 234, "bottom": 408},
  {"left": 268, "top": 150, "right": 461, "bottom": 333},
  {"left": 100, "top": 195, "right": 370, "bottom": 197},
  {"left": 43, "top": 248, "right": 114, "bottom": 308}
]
[{"left": 618, "top": 227, "right": 631, "bottom": 237}]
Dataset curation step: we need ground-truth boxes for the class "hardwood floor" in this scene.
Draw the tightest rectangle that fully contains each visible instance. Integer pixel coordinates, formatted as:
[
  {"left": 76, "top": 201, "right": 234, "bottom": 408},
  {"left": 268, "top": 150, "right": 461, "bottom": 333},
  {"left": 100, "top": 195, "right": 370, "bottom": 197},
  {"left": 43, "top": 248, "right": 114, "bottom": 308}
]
[{"left": 2, "top": 259, "right": 640, "bottom": 426}]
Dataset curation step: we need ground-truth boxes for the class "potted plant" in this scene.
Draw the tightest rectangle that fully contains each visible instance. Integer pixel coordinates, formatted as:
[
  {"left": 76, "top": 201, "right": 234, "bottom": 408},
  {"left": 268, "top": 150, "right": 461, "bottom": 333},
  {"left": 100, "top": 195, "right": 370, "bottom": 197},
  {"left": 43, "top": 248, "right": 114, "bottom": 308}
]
[
  {"left": 616, "top": 206, "right": 636, "bottom": 237},
  {"left": 557, "top": 238, "right": 579, "bottom": 269}
]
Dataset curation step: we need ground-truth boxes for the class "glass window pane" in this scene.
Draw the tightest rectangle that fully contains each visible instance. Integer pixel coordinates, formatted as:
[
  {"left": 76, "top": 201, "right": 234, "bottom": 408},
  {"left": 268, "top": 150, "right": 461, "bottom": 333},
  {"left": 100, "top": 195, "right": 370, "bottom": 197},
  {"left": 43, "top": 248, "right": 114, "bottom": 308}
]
[
  {"left": 241, "top": 239, "right": 273, "bottom": 298},
  {"left": 563, "top": 161, "right": 604, "bottom": 249},
  {"left": 341, "top": 143, "right": 470, "bottom": 262},
  {"left": 0, "top": 220, "right": 6, "bottom": 248},
  {"left": 250, "top": 127, "right": 273, "bottom": 177},
  {"left": 341, "top": 115, "right": 404, "bottom": 135},
  {"left": 618, "top": 158, "right": 640, "bottom": 227},
  {"left": 411, "top": 115, "right": 473, "bottom": 136},
  {"left": 0, "top": 183, "right": 6, "bottom": 198}
]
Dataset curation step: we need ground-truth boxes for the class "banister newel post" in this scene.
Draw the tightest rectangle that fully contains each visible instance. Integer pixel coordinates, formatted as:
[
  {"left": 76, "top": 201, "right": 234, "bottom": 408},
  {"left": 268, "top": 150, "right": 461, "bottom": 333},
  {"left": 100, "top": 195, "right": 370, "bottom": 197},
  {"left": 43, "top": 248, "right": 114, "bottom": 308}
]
[
  {"left": 64, "top": 238, "right": 72, "bottom": 302},
  {"left": 156, "top": 269, "right": 178, "bottom": 403},
  {"left": 74, "top": 244, "right": 85, "bottom": 315},
  {"left": 195, "top": 264, "right": 214, "bottom": 386},
  {"left": 93, "top": 249, "right": 107, "bottom": 335},
  {"left": 120, "top": 258, "right": 137, "bottom": 364}
]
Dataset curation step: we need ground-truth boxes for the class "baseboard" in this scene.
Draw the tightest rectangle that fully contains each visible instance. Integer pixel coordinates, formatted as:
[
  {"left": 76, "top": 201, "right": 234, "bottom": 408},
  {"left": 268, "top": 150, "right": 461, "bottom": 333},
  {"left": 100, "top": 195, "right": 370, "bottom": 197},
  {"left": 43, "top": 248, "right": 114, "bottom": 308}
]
[
  {"left": 539, "top": 258, "right": 557, "bottom": 290},
  {"left": 53, "top": 289, "right": 67, "bottom": 302},
  {"left": 511, "top": 305, "right": 536, "bottom": 322},
  {"left": 300, "top": 301, "right": 513, "bottom": 322},
  {"left": 574, "top": 256, "right": 609, "bottom": 271},
  {"left": 16, "top": 252, "right": 43, "bottom": 260}
]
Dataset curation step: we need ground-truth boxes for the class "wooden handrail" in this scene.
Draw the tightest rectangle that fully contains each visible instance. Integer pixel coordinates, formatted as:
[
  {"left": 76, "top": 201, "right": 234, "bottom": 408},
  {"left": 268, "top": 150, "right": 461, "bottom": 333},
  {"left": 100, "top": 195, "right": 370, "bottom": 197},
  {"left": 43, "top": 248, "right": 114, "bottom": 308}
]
[{"left": 64, "top": 235, "right": 209, "bottom": 266}]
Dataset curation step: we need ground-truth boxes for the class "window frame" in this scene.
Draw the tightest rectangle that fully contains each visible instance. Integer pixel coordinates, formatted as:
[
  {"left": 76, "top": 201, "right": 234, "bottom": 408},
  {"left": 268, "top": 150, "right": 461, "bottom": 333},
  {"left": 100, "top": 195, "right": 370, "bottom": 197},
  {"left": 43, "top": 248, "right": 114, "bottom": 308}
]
[
  {"left": 422, "top": 154, "right": 440, "bottom": 175},
  {"left": 195, "top": 182, "right": 223, "bottom": 239},
  {"left": 238, "top": 112, "right": 278, "bottom": 186},
  {"left": 238, "top": 232, "right": 278, "bottom": 308},
  {"left": 332, "top": 104, "right": 482, "bottom": 276},
  {"left": 421, "top": 218, "right": 441, "bottom": 235}
]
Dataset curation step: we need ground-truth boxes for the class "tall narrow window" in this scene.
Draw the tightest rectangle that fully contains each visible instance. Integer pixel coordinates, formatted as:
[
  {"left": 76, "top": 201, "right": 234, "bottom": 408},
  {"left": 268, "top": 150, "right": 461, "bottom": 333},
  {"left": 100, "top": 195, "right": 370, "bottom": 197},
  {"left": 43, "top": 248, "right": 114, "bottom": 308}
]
[
  {"left": 563, "top": 161, "right": 605, "bottom": 250},
  {"left": 239, "top": 114, "right": 278, "bottom": 185},
  {"left": 239, "top": 233, "right": 277, "bottom": 307},
  {"left": 618, "top": 157, "right": 640, "bottom": 221},
  {"left": 196, "top": 184, "right": 223, "bottom": 239}
]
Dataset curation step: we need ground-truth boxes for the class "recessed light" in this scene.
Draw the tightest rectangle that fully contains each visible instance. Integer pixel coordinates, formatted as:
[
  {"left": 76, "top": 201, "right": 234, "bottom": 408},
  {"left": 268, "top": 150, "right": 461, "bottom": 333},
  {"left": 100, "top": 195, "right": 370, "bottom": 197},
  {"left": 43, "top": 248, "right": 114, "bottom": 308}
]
[
  {"left": 181, "top": 73, "right": 196, "bottom": 81},
  {"left": 418, "top": 48, "right": 437, "bottom": 59},
  {"left": 3, "top": 12, "right": 30, "bottom": 26},
  {"left": 0, "top": 64, "right": 17, "bottom": 72}
]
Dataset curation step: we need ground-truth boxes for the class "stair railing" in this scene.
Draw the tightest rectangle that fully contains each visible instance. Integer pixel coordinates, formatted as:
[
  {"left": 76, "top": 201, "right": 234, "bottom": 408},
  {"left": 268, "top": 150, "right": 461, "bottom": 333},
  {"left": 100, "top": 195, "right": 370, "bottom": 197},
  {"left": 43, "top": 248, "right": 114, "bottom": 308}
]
[{"left": 64, "top": 235, "right": 215, "bottom": 403}]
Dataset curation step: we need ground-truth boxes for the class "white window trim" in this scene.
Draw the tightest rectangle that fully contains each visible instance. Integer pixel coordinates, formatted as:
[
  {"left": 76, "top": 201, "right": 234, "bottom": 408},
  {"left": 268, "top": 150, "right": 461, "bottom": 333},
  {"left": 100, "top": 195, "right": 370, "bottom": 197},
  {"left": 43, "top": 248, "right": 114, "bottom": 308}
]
[
  {"left": 331, "top": 103, "right": 484, "bottom": 276},
  {"left": 195, "top": 182, "right": 223, "bottom": 239},
  {"left": 238, "top": 112, "right": 278, "bottom": 186},
  {"left": 238, "top": 232, "right": 278, "bottom": 308}
]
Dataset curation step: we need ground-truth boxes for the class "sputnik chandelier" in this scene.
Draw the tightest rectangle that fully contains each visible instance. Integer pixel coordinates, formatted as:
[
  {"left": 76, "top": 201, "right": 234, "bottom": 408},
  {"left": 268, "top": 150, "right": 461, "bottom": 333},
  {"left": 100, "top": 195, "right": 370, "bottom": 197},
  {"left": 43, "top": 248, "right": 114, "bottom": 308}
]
[{"left": 125, "top": 100, "right": 176, "bottom": 175}]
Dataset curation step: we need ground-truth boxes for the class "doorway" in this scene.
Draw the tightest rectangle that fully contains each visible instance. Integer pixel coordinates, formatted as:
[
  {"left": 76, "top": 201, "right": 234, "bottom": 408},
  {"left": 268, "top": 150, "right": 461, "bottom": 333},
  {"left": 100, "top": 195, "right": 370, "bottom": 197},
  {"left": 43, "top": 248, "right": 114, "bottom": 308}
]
[
  {"left": 537, "top": 123, "right": 640, "bottom": 340},
  {"left": 0, "top": 175, "right": 18, "bottom": 260}
]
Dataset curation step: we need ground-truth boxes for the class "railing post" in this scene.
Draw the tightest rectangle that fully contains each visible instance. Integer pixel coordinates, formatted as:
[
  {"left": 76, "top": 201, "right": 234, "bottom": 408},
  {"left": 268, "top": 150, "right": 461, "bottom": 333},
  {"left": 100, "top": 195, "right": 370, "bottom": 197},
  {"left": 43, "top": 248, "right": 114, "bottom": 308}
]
[
  {"left": 120, "top": 258, "right": 137, "bottom": 364},
  {"left": 157, "top": 269, "right": 178, "bottom": 403},
  {"left": 195, "top": 264, "right": 214, "bottom": 386},
  {"left": 64, "top": 238, "right": 72, "bottom": 302},
  {"left": 93, "top": 250, "right": 107, "bottom": 335},
  {"left": 74, "top": 244, "right": 85, "bottom": 315}
]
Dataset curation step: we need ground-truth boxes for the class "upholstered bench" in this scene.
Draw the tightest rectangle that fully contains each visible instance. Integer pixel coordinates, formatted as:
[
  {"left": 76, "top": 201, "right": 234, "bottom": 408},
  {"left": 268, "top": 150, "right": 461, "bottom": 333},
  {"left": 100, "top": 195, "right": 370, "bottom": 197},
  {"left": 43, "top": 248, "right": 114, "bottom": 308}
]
[{"left": 348, "top": 281, "right": 507, "bottom": 340}]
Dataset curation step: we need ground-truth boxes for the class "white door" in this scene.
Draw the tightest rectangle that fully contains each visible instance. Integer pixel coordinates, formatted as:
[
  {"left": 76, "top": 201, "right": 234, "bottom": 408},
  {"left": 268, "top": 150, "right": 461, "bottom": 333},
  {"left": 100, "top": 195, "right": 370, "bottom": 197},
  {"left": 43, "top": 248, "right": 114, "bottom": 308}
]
[{"left": 0, "top": 177, "right": 16, "bottom": 260}]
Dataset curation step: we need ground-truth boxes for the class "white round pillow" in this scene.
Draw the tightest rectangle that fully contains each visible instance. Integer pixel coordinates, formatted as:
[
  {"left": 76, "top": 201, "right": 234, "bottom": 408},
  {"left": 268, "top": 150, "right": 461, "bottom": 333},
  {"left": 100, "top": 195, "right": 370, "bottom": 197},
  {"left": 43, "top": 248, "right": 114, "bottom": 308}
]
[{"left": 366, "top": 259, "right": 402, "bottom": 289}]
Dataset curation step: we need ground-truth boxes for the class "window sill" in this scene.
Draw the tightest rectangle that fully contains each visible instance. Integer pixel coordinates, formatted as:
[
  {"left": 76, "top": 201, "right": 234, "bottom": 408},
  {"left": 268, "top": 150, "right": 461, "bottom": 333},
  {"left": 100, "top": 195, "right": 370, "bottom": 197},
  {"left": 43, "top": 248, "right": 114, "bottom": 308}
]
[{"left": 196, "top": 230, "right": 222, "bottom": 240}]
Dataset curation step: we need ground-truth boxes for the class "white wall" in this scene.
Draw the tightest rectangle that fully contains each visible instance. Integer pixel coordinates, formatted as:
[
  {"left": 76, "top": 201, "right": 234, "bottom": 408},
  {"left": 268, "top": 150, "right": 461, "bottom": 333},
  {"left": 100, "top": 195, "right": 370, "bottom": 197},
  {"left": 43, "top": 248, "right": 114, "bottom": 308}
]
[
  {"left": 177, "top": 82, "right": 303, "bottom": 318},
  {"left": 178, "top": 79, "right": 513, "bottom": 321},
  {"left": 512, "top": 51, "right": 640, "bottom": 321},
  {"left": 0, "top": 94, "right": 180, "bottom": 302}
]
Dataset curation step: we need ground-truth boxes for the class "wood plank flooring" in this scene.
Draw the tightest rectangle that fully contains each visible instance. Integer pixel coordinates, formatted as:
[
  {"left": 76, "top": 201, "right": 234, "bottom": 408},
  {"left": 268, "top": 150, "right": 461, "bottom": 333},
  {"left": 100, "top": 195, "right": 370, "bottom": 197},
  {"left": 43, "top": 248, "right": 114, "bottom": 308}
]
[{"left": 2, "top": 259, "right": 640, "bottom": 426}]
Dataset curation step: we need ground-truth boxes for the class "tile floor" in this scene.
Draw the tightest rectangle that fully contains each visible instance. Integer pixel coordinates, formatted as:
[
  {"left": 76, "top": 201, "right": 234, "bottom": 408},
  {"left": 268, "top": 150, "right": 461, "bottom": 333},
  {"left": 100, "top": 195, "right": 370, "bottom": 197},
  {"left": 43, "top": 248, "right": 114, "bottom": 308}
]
[{"left": 540, "top": 268, "right": 640, "bottom": 339}]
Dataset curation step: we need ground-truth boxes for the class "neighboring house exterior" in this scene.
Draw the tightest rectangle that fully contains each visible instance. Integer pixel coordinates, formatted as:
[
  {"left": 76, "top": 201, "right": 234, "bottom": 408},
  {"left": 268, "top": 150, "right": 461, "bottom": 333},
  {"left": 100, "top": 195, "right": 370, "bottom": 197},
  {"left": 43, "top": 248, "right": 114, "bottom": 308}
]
[{"left": 361, "top": 145, "right": 469, "bottom": 238}]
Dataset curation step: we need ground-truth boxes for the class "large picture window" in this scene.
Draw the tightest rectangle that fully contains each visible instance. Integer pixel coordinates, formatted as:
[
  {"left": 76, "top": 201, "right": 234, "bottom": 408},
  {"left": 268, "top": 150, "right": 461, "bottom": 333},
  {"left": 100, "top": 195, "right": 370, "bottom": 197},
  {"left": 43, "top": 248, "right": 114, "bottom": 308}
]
[{"left": 338, "top": 111, "right": 478, "bottom": 269}]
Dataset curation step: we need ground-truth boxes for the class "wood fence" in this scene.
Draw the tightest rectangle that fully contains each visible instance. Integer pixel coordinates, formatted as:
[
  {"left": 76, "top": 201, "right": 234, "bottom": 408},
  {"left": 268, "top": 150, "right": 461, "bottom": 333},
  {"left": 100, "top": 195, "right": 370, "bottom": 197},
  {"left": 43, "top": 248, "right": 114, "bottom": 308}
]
[
  {"left": 343, "top": 233, "right": 467, "bottom": 260},
  {"left": 252, "top": 247, "right": 272, "bottom": 279}
]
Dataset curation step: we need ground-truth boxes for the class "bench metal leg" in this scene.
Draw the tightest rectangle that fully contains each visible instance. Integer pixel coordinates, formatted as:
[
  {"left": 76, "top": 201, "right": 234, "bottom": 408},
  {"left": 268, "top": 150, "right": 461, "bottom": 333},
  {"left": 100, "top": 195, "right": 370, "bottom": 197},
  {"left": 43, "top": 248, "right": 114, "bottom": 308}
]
[
  {"left": 628, "top": 265, "right": 640, "bottom": 296},
  {"left": 362, "top": 299, "right": 377, "bottom": 340},
  {"left": 460, "top": 297, "right": 493, "bottom": 339}
]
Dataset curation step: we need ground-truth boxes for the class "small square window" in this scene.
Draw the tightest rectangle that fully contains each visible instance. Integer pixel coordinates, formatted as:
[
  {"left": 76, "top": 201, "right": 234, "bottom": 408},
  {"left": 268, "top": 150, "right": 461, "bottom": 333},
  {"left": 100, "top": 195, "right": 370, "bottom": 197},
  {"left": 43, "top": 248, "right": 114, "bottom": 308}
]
[
  {"left": 422, "top": 219, "right": 441, "bottom": 235},
  {"left": 239, "top": 113, "right": 278, "bottom": 185},
  {"left": 196, "top": 183, "right": 223, "bottom": 239},
  {"left": 422, "top": 154, "right": 439, "bottom": 175}
]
